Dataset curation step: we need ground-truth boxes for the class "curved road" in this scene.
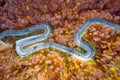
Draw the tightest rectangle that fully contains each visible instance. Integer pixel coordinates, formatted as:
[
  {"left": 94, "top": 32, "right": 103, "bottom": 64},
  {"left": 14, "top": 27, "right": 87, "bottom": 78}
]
[{"left": 0, "top": 18, "right": 120, "bottom": 61}]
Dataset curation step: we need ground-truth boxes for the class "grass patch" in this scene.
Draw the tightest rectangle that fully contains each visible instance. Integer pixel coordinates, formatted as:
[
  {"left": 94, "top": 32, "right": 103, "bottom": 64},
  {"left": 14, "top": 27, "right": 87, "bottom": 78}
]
[{"left": 74, "top": 47, "right": 86, "bottom": 54}]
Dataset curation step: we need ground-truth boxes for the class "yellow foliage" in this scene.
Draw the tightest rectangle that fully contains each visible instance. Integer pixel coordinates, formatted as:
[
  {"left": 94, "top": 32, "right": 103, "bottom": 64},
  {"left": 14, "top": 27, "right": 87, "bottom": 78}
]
[
  {"left": 83, "top": 69, "right": 90, "bottom": 73},
  {"left": 109, "top": 67, "right": 116, "bottom": 72},
  {"left": 19, "top": 76, "right": 23, "bottom": 80},
  {"left": 117, "top": 57, "right": 120, "bottom": 60},
  {"left": 103, "top": 65, "right": 108, "bottom": 69},
  {"left": 74, "top": 63, "right": 79, "bottom": 69},
  {"left": 64, "top": 73, "right": 69, "bottom": 78}
]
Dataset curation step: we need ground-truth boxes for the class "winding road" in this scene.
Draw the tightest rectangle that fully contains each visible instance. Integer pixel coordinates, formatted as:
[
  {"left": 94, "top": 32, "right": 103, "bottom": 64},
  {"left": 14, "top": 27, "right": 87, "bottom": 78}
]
[{"left": 0, "top": 18, "right": 120, "bottom": 61}]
